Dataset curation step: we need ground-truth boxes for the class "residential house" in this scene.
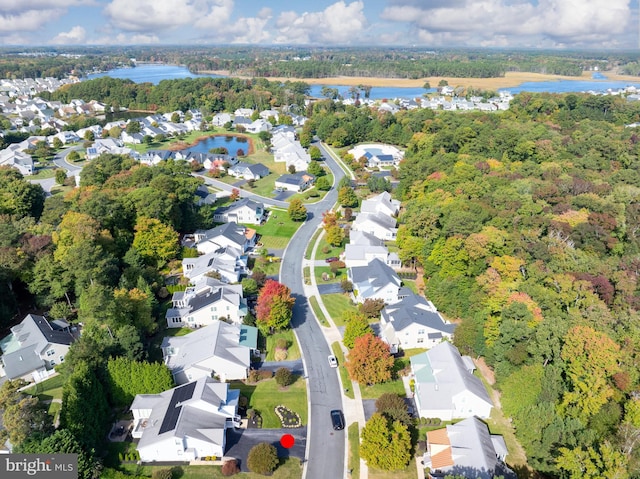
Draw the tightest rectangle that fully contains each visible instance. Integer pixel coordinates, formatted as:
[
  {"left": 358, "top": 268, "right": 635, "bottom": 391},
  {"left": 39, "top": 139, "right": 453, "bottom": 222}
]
[
  {"left": 213, "top": 198, "right": 266, "bottom": 225},
  {"left": 275, "top": 172, "right": 315, "bottom": 192},
  {"left": 343, "top": 243, "right": 400, "bottom": 270},
  {"left": 271, "top": 132, "right": 311, "bottom": 172},
  {"left": 138, "top": 149, "right": 174, "bottom": 166},
  {"left": 85, "top": 138, "right": 132, "bottom": 160},
  {"left": 227, "top": 161, "right": 270, "bottom": 180},
  {"left": 360, "top": 191, "right": 400, "bottom": 217},
  {"left": 193, "top": 223, "right": 257, "bottom": 255},
  {"left": 351, "top": 211, "right": 398, "bottom": 241},
  {"left": 121, "top": 131, "right": 144, "bottom": 144},
  {"left": 234, "top": 108, "right": 253, "bottom": 118},
  {"left": 166, "top": 277, "right": 248, "bottom": 328},
  {"left": 161, "top": 321, "right": 258, "bottom": 383},
  {"left": 53, "top": 131, "right": 80, "bottom": 145},
  {"left": 0, "top": 144, "right": 34, "bottom": 175},
  {"left": 0, "top": 314, "right": 75, "bottom": 383},
  {"left": 246, "top": 118, "right": 272, "bottom": 134},
  {"left": 182, "top": 245, "right": 249, "bottom": 284},
  {"left": 259, "top": 109, "right": 280, "bottom": 122},
  {"left": 130, "top": 376, "right": 241, "bottom": 462},
  {"left": 379, "top": 293, "right": 455, "bottom": 352},
  {"left": 410, "top": 342, "right": 493, "bottom": 421},
  {"left": 347, "top": 258, "right": 408, "bottom": 304},
  {"left": 348, "top": 144, "right": 404, "bottom": 168},
  {"left": 424, "top": 417, "right": 515, "bottom": 479},
  {"left": 211, "top": 113, "right": 232, "bottom": 127}
]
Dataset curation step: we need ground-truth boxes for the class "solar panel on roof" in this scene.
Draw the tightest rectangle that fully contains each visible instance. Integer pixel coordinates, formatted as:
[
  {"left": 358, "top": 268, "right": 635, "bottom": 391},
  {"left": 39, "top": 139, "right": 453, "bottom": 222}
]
[{"left": 158, "top": 381, "right": 197, "bottom": 434}]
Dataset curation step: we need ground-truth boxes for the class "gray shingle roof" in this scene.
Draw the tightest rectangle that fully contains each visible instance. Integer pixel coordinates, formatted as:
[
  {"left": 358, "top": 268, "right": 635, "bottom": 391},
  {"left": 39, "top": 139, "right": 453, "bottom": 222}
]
[{"left": 381, "top": 293, "right": 456, "bottom": 335}]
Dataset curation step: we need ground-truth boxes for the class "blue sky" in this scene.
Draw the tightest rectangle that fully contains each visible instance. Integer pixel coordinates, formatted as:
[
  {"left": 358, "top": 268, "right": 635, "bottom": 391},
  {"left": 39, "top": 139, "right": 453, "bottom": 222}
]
[{"left": 0, "top": 0, "right": 638, "bottom": 49}]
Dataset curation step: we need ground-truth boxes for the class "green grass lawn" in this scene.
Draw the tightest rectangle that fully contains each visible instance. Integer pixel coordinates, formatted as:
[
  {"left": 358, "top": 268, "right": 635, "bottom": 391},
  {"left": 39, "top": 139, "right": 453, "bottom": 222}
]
[
  {"left": 402, "top": 280, "right": 419, "bottom": 294},
  {"left": 305, "top": 229, "right": 322, "bottom": 259},
  {"left": 230, "top": 376, "right": 307, "bottom": 429},
  {"left": 368, "top": 463, "right": 417, "bottom": 479},
  {"left": 25, "top": 374, "right": 66, "bottom": 401},
  {"left": 314, "top": 266, "right": 346, "bottom": 284},
  {"left": 265, "top": 329, "right": 301, "bottom": 361},
  {"left": 50, "top": 185, "right": 74, "bottom": 196},
  {"left": 30, "top": 167, "right": 56, "bottom": 179},
  {"left": 308, "top": 296, "right": 328, "bottom": 326},
  {"left": 359, "top": 379, "right": 406, "bottom": 400},
  {"left": 322, "top": 293, "right": 358, "bottom": 327},
  {"left": 331, "top": 342, "right": 354, "bottom": 399},
  {"left": 348, "top": 422, "right": 360, "bottom": 478},
  {"left": 114, "top": 457, "right": 302, "bottom": 479},
  {"left": 255, "top": 210, "right": 302, "bottom": 249},
  {"left": 316, "top": 237, "right": 344, "bottom": 259}
]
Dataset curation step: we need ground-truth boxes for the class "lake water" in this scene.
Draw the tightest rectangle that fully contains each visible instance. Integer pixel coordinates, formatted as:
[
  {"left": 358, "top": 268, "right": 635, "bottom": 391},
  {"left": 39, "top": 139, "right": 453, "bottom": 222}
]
[
  {"left": 185, "top": 135, "right": 249, "bottom": 155},
  {"left": 88, "top": 64, "right": 640, "bottom": 97}
]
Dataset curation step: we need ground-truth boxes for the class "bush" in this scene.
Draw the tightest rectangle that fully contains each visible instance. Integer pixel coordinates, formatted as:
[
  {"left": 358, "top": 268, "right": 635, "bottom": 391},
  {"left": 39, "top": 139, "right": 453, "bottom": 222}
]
[
  {"left": 247, "top": 443, "right": 278, "bottom": 475},
  {"left": 275, "top": 367, "right": 294, "bottom": 387},
  {"left": 221, "top": 459, "right": 240, "bottom": 476},
  {"left": 152, "top": 468, "right": 173, "bottom": 479},
  {"left": 276, "top": 338, "right": 288, "bottom": 349},
  {"left": 239, "top": 395, "right": 248, "bottom": 408},
  {"left": 274, "top": 349, "right": 288, "bottom": 361},
  {"left": 248, "top": 369, "right": 273, "bottom": 383}
]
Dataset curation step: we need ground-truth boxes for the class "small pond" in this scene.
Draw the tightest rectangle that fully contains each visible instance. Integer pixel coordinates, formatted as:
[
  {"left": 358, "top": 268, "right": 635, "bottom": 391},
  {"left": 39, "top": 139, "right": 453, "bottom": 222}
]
[{"left": 184, "top": 135, "right": 250, "bottom": 155}]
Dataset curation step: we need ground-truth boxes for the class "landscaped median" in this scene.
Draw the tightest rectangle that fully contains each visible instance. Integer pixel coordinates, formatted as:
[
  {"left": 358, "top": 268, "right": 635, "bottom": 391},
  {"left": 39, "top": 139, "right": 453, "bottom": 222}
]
[{"left": 331, "top": 341, "right": 355, "bottom": 399}]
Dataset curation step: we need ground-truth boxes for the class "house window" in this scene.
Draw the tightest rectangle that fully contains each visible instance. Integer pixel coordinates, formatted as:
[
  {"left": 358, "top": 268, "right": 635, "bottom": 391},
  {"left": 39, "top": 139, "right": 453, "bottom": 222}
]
[
  {"left": 172, "top": 317, "right": 181, "bottom": 323},
  {"left": 213, "top": 315, "right": 218, "bottom": 320},
  {"left": 59, "top": 356, "right": 64, "bottom": 363},
  {"left": 188, "top": 317, "right": 194, "bottom": 322},
  {"left": 211, "top": 307, "right": 217, "bottom": 312},
  {"left": 418, "top": 329, "right": 425, "bottom": 335},
  {"left": 50, "top": 360, "right": 55, "bottom": 366},
  {"left": 417, "top": 338, "right": 424, "bottom": 344},
  {"left": 46, "top": 349, "right": 55, "bottom": 357}
]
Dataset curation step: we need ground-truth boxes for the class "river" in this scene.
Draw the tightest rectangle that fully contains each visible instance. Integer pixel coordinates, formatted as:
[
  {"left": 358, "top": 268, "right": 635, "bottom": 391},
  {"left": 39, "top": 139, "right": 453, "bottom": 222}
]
[{"left": 87, "top": 64, "right": 640, "bottom": 98}]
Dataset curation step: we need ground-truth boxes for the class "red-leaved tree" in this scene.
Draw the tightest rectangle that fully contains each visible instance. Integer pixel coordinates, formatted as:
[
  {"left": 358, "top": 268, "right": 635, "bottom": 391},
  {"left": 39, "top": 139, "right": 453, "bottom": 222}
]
[
  {"left": 346, "top": 333, "right": 394, "bottom": 386},
  {"left": 256, "top": 279, "right": 295, "bottom": 333}
]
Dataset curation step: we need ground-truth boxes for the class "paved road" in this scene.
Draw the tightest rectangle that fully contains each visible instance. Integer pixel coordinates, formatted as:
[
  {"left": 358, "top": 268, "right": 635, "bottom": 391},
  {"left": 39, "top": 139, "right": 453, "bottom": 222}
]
[
  {"left": 279, "top": 141, "right": 348, "bottom": 479},
  {"left": 53, "top": 145, "right": 83, "bottom": 174}
]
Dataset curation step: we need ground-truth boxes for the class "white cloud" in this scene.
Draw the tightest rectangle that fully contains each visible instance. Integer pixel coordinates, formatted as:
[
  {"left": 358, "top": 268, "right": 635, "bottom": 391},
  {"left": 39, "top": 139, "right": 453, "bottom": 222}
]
[
  {"left": 0, "top": 9, "right": 64, "bottom": 34},
  {"left": 274, "top": 1, "right": 368, "bottom": 45},
  {"left": 51, "top": 25, "right": 87, "bottom": 44},
  {"left": 103, "top": 0, "right": 201, "bottom": 31},
  {"left": 2, "top": 0, "right": 92, "bottom": 14},
  {"left": 381, "top": 0, "right": 632, "bottom": 47}
]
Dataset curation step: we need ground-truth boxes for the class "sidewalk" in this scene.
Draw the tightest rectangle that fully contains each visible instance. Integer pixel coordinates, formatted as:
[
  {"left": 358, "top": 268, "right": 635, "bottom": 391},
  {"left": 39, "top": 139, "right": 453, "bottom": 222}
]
[{"left": 304, "top": 227, "right": 368, "bottom": 479}]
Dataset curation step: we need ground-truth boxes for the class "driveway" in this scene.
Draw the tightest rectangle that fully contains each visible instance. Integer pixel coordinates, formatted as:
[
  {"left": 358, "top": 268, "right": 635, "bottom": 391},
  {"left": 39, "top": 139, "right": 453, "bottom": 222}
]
[
  {"left": 225, "top": 427, "right": 307, "bottom": 471},
  {"left": 233, "top": 179, "right": 248, "bottom": 187},
  {"left": 256, "top": 359, "right": 304, "bottom": 375},
  {"left": 273, "top": 190, "right": 295, "bottom": 201},
  {"left": 317, "top": 283, "right": 344, "bottom": 295},
  {"left": 362, "top": 399, "right": 377, "bottom": 421}
]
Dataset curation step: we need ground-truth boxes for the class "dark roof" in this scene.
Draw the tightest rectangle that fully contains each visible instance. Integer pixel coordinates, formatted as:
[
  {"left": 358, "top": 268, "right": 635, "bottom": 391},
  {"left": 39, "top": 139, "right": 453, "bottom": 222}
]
[
  {"left": 276, "top": 172, "right": 315, "bottom": 185},
  {"left": 159, "top": 381, "right": 197, "bottom": 434},
  {"left": 382, "top": 294, "right": 455, "bottom": 335},
  {"left": 32, "top": 315, "right": 74, "bottom": 346}
]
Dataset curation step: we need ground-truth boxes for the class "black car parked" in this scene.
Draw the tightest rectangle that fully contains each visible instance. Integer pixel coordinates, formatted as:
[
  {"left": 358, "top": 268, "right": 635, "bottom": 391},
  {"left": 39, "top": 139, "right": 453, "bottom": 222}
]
[{"left": 330, "top": 409, "right": 345, "bottom": 430}]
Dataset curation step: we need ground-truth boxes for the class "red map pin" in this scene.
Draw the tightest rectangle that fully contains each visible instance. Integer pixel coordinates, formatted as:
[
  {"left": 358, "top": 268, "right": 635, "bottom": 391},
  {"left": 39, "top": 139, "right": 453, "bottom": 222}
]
[{"left": 280, "top": 434, "right": 295, "bottom": 449}]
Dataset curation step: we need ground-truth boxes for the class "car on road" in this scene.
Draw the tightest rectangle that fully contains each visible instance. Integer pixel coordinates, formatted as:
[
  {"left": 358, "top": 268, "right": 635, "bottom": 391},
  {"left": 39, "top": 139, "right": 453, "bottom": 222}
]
[
  {"left": 325, "top": 256, "right": 339, "bottom": 263},
  {"left": 328, "top": 355, "right": 338, "bottom": 368},
  {"left": 330, "top": 409, "right": 345, "bottom": 430}
]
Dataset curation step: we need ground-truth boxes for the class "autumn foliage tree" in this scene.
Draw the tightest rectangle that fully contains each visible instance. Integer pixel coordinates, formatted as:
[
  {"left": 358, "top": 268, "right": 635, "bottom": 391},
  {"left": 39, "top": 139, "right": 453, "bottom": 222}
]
[
  {"left": 256, "top": 279, "right": 295, "bottom": 333},
  {"left": 360, "top": 413, "right": 412, "bottom": 471},
  {"left": 346, "top": 333, "right": 394, "bottom": 385}
]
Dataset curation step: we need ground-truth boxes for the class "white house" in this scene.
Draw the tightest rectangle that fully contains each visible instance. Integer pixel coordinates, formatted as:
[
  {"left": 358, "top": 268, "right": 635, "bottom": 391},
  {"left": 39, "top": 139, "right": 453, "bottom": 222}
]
[
  {"left": 246, "top": 118, "right": 272, "bottom": 134},
  {"left": 130, "top": 377, "right": 241, "bottom": 462},
  {"left": 425, "top": 417, "right": 515, "bottom": 479},
  {"left": 351, "top": 211, "right": 398, "bottom": 241},
  {"left": 0, "top": 144, "right": 34, "bottom": 176},
  {"left": 271, "top": 132, "right": 311, "bottom": 172},
  {"left": 211, "top": 113, "right": 232, "bottom": 127},
  {"left": 182, "top": 245, "right": 249, "bottom": 284},
  {"left": 410, "top": 342, "right": 493, "bottom": 421},
  {"left": 275, "top": 172, "right": 315, "bottom": 192},
  {"left": 360, "top": 191, "right": 400, "bottom": 217},
  {"left": 0, "top": 315, "right": 75, "bottom": 383},
  {"left": 166, "top": 277, "right": 247, "bottom": 328},
  {"left": 380, "top": 293, "right": 455, "bottom": 352},
  {"left": 347, "top": 258, "right": 408, "bottom": 304},
  {"left": 193, "top": 223, "right": 257, "bottom": 255},
  {"left": 213, "top": 198, "right": 266, "bottom": 225},
  {"left": 348, "top": 143, "right": 404, "bottom": 168},
  {"left": 161, "top": 321, "right": 258, "bottom": 384},
  {"left": 227, "top": 161, "right": 270, "bottom": 180}
]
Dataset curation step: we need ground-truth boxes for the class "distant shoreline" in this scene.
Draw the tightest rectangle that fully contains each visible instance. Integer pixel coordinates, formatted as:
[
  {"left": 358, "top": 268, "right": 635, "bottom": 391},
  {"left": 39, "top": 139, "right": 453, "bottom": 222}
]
[{"left": 198, "top": 69, "right": 640, "bottom": 91}]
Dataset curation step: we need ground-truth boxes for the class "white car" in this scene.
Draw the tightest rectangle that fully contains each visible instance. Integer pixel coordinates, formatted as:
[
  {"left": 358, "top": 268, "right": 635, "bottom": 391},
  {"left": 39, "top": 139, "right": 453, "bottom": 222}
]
[{"left": 328, "top": 355, "right": 338, "bottom": 368}]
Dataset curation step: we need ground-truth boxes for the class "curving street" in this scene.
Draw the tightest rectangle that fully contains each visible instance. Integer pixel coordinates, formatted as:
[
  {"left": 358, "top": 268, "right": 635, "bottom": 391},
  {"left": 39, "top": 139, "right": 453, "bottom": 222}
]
[{"left": 278, "top": 142, "right": 349, "bottom": 479}]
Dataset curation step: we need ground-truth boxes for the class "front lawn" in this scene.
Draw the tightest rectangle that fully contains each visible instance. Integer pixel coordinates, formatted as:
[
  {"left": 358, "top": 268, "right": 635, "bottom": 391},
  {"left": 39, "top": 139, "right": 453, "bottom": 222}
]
[
  {"left": 25, "top": 374, "right": 66, "bottom": 401},
  {"left": 348, "top": 422, "right": 360, "bottom": 479},
  {"left": 322, "top": 293, "right": 358, "bottom": 327},
  {"left": 30, "top": 167, "right": 56, "bottom": 179},
  {"left": 368, "top": 463, "right": 417, "bottom": 479},
  {"left": 359, "top": 379, "right": 406, "bottom": 400},
  {"left": 316, "top": 237, "right": 344, "bottom": 260},
  {"left": 308, "top": 296, "right": 328, "bottom": 326},
  {"left": 264, "top": 329, "right": 301, "bottom": 361},
  {"left": 114, "top": 457, "right": 302, "bottom": 479},
  {"left": 255, "top": 210, "right": 302, "bottom": 249},
  {"left": 314, "top": 265, "right": 346, "bottom": 284},
  {"left": 230, "top": 376, "right": 307, "bottom": 429}
]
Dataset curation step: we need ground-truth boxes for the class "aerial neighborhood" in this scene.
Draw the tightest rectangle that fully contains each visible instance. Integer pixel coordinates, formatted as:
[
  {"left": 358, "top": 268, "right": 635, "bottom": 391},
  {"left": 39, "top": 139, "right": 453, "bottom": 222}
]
[{"left": 2, "top": 45, "right": 639, "bottom": 479}]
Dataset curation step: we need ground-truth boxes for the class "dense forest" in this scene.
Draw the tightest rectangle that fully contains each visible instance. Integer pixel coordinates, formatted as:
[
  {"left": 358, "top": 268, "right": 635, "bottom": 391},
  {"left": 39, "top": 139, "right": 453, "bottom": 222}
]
[
  {"left": 390, "top": 94, "right": 640, "bottom": 478},
  {"left": 3, "top": 46, "right": 640, "bottom": 81}
]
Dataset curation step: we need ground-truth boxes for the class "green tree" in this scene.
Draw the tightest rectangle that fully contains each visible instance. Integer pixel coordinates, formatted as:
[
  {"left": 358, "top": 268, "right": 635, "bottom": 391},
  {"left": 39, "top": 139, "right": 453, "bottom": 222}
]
[
  {"left": 308, "top": 145, "right": 322, "bottom": 161},
  {"left": 342, "top": 311, "right": 371, "bottom": 348},
  {"left": 346, "top": 333, "right": 394, "bottom": 385},
  {"left": 52, "top": 137, "right": 63, "bottom": 149},
  {"left": 106, "top": 357, "right": 174, "bottom": 407},
  {"left": 338, "top": 186, "right": 358, "bottom": 207},
  {"left": 274, "top": 367, "right": 294, "bottom": 387},
  {"left": 360, "top": 413, "right": 412, "bottom": 471},
  {"left": 288, "top": 198, "right": 307, "bottom": 221},
  {"left": 55, "top": 168, "right": 67, "bottom": 185},
  {"left": 0, "top": 166, "right": 46, "bottom": 219},
  {"left": 375, "top": 393, "right": 412, "bottom": 426},
  {"left": 315, "top": 176, "right": 331, "bottom": 191},
  {"left": 0, "top": 395, "right": 52, "bottom": 447},
  {"left": 247, "top": 442, "right": 278, "bottom": 475},
  {"left": 307, "top": 159, "right": 324, "bottom": 176},
  {"left": 557, "top": 442, "right": 628, "bottom": 479},
  {"left": 132, "top": 217, "right": 179, "bottom": 266},
  {"left": 126, "top": 120, "right": 141, "bottom": 134}
]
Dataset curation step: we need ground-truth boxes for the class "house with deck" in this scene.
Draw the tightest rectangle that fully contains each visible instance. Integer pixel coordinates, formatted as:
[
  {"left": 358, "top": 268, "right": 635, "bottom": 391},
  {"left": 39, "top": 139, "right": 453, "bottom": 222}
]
[
  {"left": 347, "top": 258, "right": 409, "bottom": 304},
  {"left": 213, "top": 198, "right": 266, "bottom": 225}
]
